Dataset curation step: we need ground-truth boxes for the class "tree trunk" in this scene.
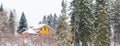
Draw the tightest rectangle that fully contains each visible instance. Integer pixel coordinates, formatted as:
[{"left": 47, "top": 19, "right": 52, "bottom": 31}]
[{"left": 82, "top": 41, "right": 88, "bottom": 46}]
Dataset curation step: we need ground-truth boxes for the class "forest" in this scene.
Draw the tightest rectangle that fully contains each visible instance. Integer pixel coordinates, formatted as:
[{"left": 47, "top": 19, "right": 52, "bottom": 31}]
[{"left": 0, "top": 0, "right": 120, "bottom": 46}]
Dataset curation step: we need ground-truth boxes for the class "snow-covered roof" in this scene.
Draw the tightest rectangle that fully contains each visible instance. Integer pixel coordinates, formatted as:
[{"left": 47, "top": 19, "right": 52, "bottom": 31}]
[
  {"left": 27, "top": 28, "right": 37, "bottom": 34},
  {"left": 22, "top": 28, "right": 37, "bottom": 34}
]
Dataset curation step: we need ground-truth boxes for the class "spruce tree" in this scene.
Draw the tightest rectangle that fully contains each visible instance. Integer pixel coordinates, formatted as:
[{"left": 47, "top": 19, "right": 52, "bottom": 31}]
[
  {"left": 70, "top": 0, "right": 94, "bottom": 46},
  {"left": 112, "top": 0, "right": 120, "bottom": 44},
  {"left": 47, "top": 15, "right": 50, "bottom": 25},
  {"left": 9, "top": 11, "right": 15, "bottom": 34},
  {"left": 53, "top": 13, "right": 57, "bottom": 31},
  {"left": 70, "top": 0, "right": 79, "bottom": 45},
  {"left": 17, "top": 12, "right": 28, "bottom": 34},
  {"left": 56, "top": 0, "right": 72, "bottom": 46},
  {"left": 42, "top": 15, "right": 47, "bottom": 23},
  {"left": 46, "top": 14, "right": 53, "bottom": 27},
  {"left": 53, "top": 14, "right": 57, "bottom": 26},
  {"left": 0, "top": 5, "right": 8, "bottom": 36},
  {"left": 49, "top": 14, "right": 53, "bottom": 28},
  {"left": 93, "top": 0, "right": 110, "bottom": 46},
  {"left": 0, "top": 3, "right": 3, "bottom": 12}
]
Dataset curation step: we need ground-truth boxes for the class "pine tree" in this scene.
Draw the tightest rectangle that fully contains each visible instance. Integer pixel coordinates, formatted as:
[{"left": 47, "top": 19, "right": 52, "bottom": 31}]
[
  {"left": 0, "top": 3, "right": 3, "bottom": 12},
  {"left": 47, "top": 15, "right": 50, "bottom": 25},
  {"left": 104, "top": 0, "right": 115, "bottom": 45},
  {"left": 70, "top": 0, "right": 94, "bottom": 46},
  {"left": 53, "top": 14, "right": 57, "bottom": 25},
  {"left": 49, "top": 14, "right": 53, "bottom": 27},
  {"left": 9, "top": 11, "right": 15, "bottom": 34},
  {"left": 93, "top": 0, "right": 110, "bottom": 46},
  {"left": 17, "top": 12, "right": 28, "bottom": 34},
  {"left": 42, "top": 15, "right": 47, "bottom": 23},
  {"left": 53, "top": 13, "right": 57, "bottom": 31},
  {"left": 56, "top": 0, "right": 72, "bottom": 46},
  {"left": 112, "top": 0, "right": 120, "bottom": 44},
  {"left": 47, "top": 14, "right": 52, "bottom": 27},
  {"left": 0, "top": 5, "right": 8, "bottom": 36},
  {"left": 70, "top": 0, "right": 79, "bottom": 45}
]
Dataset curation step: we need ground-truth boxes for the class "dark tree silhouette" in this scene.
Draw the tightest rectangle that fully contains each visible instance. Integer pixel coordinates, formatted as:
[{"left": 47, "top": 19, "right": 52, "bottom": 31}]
[{"left": 17, "top": 12, "right": 28, "bottom": 34}]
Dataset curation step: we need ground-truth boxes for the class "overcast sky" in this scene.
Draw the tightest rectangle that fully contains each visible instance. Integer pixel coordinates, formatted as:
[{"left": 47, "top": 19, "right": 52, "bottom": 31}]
[{"left": 0, "top": 0, "right": 72, "bottom": 26}]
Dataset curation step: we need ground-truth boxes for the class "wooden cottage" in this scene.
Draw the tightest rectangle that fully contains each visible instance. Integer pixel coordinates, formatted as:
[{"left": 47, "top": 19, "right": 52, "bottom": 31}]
[{"left": 33, "top": 24, "right": 53, "bottom": 36}]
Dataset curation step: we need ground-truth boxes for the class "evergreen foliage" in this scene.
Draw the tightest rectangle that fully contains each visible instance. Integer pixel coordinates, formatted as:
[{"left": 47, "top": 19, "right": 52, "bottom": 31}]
[
  {"left": 70, "top": 0, "right": 94, "bottom": 46},
  {"left": 9, "top": 11, "right": 15, "bottom": 34},
  {"left": 17, "top": 12, "right": 28, "bottom": 34},
  {"left": 0, "top": 3, "right": 3, "bottom": 12},
  {"left": 93, "top": 0, "right": 110, "bottom": 46},
  {"left": 112, "top": 0, "right": 120, "bottom": 44},
  {"left": 56, "top": 0, "right": 72, "bottom": 46}
]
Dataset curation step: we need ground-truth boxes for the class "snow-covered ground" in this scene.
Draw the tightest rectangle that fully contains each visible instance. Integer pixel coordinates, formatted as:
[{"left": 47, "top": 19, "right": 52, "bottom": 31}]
[{"left": 0, "top": 34, "right": 56, "bottom": 46}]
